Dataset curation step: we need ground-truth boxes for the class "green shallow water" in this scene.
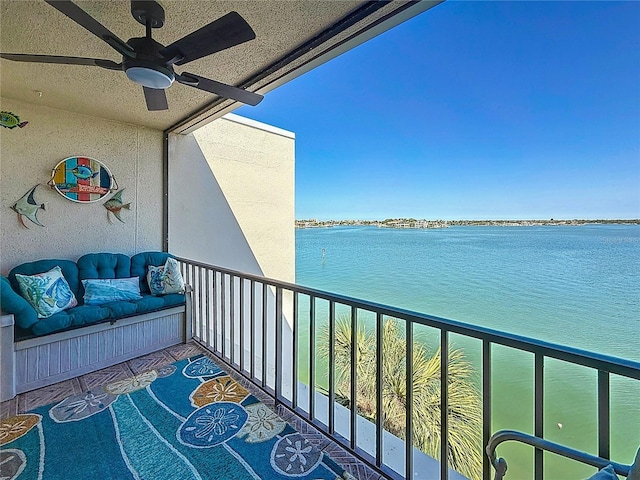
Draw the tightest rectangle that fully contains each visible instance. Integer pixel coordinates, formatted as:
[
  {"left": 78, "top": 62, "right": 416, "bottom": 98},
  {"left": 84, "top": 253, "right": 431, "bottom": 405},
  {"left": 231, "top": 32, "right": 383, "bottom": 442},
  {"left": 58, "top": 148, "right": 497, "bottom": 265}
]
[{"left": 294, "top": 224, "right": 640, "bottom": 479}]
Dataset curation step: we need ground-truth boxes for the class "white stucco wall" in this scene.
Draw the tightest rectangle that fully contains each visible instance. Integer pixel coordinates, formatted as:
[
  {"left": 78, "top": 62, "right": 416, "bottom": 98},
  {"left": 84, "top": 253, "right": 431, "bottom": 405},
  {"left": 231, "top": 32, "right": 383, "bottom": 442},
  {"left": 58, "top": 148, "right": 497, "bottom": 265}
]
[
  {"left": 168, "top": 113, "right": 295, "bottom": 283},
  {"left": 0, "top": 98, "right": 164, "bottom": 274}
]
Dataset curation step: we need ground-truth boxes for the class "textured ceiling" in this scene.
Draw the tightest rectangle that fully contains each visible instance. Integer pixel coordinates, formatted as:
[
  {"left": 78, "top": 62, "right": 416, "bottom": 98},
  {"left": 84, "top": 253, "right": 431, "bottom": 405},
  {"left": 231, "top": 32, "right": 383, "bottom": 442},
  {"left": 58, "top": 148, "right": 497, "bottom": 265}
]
[{"left": 0, "top": 1, "right": 441, "bottom": 132}]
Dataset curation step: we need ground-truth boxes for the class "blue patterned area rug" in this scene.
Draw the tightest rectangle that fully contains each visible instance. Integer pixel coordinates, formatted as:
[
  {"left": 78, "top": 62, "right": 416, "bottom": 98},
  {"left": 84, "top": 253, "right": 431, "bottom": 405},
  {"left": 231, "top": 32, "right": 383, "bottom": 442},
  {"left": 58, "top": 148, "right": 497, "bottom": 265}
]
[{"left": 0, "top": 354, "right": 348, "bottom": 480}]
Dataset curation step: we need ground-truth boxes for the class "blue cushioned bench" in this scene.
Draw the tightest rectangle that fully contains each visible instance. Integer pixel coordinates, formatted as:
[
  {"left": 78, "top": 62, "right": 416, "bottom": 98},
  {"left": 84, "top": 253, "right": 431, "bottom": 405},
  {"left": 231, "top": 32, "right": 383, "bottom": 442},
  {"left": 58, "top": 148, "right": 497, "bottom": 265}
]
[{"left": 0, "top": 252, "right": 192, "bottom": 400}]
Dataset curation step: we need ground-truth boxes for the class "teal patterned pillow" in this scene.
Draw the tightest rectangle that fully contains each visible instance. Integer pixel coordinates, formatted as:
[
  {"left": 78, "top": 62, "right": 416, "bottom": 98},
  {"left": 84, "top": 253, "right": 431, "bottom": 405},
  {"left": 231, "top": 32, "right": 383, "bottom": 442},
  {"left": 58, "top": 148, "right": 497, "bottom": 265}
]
[
  {"left": 585, "top": 465, "right": 619, "bottom": 480},
  {"left": 15, "top": 266, "right": 78, "bottom": 319},
  {"left": 147, "top": 257, "right": 185, "bottom": 295},
  {"left": 82, "top": 277, "right": 142, "bottom": 305}
]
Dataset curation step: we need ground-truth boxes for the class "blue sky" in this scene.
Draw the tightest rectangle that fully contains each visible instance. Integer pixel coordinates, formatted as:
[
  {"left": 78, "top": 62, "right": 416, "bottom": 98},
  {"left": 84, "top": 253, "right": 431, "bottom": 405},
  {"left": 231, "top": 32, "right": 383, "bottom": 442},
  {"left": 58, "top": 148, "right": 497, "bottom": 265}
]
[{"left": 237, "top": 1, "right": 640, "bottom": 221}]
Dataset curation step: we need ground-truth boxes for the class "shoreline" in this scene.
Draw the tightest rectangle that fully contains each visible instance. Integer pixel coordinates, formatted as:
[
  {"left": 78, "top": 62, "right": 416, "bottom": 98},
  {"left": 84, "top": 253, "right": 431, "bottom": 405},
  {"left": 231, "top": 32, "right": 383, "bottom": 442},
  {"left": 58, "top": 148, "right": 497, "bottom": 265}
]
[{"left": 295, "top": 218, "right": 640, "bottom": 229}]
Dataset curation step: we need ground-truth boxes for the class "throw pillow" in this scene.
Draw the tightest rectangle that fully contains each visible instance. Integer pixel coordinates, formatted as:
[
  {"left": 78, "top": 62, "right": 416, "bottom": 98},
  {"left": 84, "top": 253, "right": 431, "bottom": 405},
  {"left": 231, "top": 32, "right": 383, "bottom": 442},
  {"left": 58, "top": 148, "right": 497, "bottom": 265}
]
[
  {"left": 628, "top": 448, "right": 640, "bottom": 480},
  {"left": 15, "top": 266, "right": 78, "bottom": 319},
  {"left": 82, "top": 277, "right": 142, "bottom": 305},
  {"left": 147, "top": 257, "right": 185, "bottom": 295},
  {"left": 584, "top": 465, "right": 619, "bottom": 480}
]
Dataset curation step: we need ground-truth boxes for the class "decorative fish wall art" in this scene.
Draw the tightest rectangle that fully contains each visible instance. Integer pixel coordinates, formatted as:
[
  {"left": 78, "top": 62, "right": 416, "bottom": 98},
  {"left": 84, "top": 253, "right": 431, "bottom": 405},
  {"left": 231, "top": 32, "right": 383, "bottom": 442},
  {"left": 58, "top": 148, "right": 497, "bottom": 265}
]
[
  {"left": 0, "top": 111, "right": 28, "bottom": 129},
  {"left": 49, "top": 156, "right": 116, "bottom": 203},
  {"left": 104, "top": 189, "right": 132, "bottom": 223},
  {"left": 11, "top": 185, "right": 45, "bottom": 228}
]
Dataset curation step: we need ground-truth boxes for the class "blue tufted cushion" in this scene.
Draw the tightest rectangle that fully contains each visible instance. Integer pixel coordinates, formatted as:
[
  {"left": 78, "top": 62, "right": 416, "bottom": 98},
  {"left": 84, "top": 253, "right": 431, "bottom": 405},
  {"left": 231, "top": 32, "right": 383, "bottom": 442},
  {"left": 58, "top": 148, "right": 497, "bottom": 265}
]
[
  {"left": 131, "top": 295, "right": 166, "bottom": 313},
  {"left": 130, "top": 252, "right": 174, "bottom": 294},
  {"left": 102, "top": 301, "right": 138, "bottom": 318},
  {"left": 1, "top": 275, "right": 38, "bottom": 330},
  {"left": 77, "top": 253, "right": 132, "bottom": 303},
  {"left": 9, "top": 260, "right": 80, "bottom": 299},
  {"left": 77, "top": 253, "right": 131, "bottom": 280},
  {"left": 160, "top": 293, "right": 186, "bottom": 308},
  {"left": 30, "top": 305, "right": 111, "bottom": 336},
  {"left": 30, "top": 311, "right": 73, "bottom": 336}
]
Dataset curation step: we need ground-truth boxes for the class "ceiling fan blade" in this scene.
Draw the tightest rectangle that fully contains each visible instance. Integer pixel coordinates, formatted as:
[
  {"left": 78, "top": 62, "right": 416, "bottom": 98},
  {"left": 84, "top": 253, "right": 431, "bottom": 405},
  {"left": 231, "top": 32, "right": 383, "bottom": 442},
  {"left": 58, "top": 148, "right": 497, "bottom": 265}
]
[
  {"left": 143, "top": 87, "right": 168, "bottom": 111},
  {"left": 0, "top": 53, "right": 122, "bottom": 70},
  {"left": 44, "top": 0, "right": 134, "bottom": 58},
  {"left": 160, "top": 11, "right": 255, "bottom": 66},
  {"left": 176, "top": 72, "right": 263, "bottom": 106}
]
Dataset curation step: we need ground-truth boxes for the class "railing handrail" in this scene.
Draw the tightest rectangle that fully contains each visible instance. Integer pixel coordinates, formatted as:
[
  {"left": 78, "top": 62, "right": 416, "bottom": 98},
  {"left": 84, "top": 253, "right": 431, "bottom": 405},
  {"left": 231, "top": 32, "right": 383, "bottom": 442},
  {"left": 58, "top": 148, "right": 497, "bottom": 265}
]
[
  {"left": 486, "top": 430, "right": 632, "bottom": 479},
  {"left": 176, "top": 256, "right": 640, "bottom": 380}
]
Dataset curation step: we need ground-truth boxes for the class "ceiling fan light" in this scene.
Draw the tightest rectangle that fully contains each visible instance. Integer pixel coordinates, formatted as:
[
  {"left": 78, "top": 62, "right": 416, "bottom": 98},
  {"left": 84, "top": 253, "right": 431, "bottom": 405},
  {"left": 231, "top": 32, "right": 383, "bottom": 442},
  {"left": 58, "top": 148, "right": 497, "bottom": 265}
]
[{"left": 125, "top": 66, "right": 174, "bottom": 89}]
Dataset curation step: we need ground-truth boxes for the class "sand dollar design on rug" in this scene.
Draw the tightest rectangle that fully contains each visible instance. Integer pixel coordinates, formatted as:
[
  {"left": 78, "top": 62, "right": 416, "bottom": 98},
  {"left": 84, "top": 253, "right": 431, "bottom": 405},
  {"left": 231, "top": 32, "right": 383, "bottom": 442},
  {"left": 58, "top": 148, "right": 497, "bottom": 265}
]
[
  {"left": 178, "top": 401, "right": 248, "bottom": 448},
  {"left": 183, "top": 356, "right": 224, "bottom": 378},
  {"left": 49, "top": 389, "right": 118, "bottom": 422},
  {"left": 156, "top": 364, "right": 177, "bottom": 378},
  {"left": 0, "top": 449, "right": 27, "bottom": 479},
  {"left": 190, "top": 376, "right": 249, "bottom": 407},
  {"left": 105, "top": 370, "right": 157, "bottom": 395},
  {"left": 271, "top": 433, "right": 323, "bottom": 477},
  {"left": 238, "top": 402, "right": 287, "bottom": 443},
  {"left": 0, "top": 414, "right": 41, "bottom": 446}
]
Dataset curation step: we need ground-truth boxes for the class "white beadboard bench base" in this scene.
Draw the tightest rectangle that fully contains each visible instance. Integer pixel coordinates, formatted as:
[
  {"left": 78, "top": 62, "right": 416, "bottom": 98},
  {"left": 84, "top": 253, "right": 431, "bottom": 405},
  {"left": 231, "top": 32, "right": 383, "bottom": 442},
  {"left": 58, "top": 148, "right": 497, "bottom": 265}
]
[{"left": 1, "top": 304, "right": 192, "bottom": 401}]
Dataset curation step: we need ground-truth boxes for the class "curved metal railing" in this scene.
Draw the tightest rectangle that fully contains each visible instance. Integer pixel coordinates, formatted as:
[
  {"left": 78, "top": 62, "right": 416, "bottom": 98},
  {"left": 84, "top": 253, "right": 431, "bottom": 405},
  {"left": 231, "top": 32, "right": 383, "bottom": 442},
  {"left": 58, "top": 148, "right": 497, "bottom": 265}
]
[{"left": 486, "top": 430, "right": 632, "bottom": 479}]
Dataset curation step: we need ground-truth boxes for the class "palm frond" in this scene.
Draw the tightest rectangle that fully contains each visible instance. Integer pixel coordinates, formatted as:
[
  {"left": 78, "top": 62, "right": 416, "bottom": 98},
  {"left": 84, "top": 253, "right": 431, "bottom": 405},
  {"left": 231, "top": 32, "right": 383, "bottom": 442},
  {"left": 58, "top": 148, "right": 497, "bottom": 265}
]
[{"left": 319, "top": 316, "right": 482, "bottom": 480}]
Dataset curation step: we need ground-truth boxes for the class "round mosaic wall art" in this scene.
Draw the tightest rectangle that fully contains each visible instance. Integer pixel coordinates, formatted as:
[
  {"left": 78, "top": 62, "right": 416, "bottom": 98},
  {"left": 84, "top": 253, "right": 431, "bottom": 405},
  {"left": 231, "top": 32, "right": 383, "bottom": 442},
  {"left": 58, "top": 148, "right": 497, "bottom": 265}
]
[{"left": 49, "top": 156, "right": 117, "bottom": 203}]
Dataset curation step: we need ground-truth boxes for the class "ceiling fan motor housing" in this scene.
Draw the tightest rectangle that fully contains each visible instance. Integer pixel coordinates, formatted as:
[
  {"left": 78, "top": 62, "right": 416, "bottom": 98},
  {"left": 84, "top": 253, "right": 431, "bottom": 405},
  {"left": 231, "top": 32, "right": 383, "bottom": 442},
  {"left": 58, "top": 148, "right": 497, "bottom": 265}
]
[
  {"left": 131, "top": 1, "right": 165, "bottom": 28},
  {"left": 123, "top": 36, "right": 174, "bottom": 89}
]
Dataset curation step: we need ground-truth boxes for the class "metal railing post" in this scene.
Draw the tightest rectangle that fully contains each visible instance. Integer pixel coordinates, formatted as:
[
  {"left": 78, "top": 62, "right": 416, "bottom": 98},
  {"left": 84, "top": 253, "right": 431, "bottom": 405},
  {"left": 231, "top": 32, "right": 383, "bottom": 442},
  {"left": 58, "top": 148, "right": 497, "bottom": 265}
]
[
  {"left": 440, "top": 330, "right": 449, "bottom": 480},
  {"left": 350, "top": 306, "right": 358, "bottom": 451},
  {"left": 534, "top": 353, "right": 544, "bottom": 480},
  {"left": 376, "top": 312, "right": 383, "bottom": 467},
  {"left": 598, "top": 370, "right": 611, "bottom": 460},
  {"left": 406, "top": 320, "right": 413, "bottom": 480},
  {"left": 483, "top": 339, "right": 493, "bottom": 480},
  {"left": 328, "top": 300, "right": 336, "bottom": 434}
]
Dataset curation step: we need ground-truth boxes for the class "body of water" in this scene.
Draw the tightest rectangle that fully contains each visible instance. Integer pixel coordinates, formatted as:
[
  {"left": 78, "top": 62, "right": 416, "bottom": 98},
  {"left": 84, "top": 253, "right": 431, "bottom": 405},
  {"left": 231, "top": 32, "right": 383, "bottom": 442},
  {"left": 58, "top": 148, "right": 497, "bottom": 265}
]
[{"left": 295, "top": 224, "right": 640, "bottom": 479}]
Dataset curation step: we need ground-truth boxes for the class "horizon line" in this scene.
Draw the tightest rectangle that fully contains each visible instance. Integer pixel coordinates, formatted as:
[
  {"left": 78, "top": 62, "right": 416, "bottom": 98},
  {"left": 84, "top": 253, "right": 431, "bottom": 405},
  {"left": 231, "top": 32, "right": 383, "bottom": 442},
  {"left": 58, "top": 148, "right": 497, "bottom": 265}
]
[{"left": 295, "top": 218, "right": 640, "bottom": 222}]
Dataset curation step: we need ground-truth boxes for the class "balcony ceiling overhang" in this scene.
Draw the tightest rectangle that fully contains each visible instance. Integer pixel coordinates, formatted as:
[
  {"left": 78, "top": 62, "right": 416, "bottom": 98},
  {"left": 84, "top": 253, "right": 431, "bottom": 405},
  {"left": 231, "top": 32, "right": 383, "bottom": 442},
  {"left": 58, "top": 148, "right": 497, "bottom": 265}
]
[{"left": 0, "top": 0, "right": 442, "bottom": 133}]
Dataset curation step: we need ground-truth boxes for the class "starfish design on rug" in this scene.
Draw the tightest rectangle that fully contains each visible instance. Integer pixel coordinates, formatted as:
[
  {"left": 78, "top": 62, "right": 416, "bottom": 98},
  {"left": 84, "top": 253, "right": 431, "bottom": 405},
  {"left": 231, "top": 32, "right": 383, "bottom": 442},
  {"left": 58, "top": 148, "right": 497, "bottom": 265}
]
[
  {"left": 50, "top": 390, "right": 117, "bottom": 422},
  {"left": 198, "top": 406, "right": 240, "bottom": 437},
  {"left": 105, "top": 370, "right": 157, "bottom": 395},
  {"left": 286, "top": 439, "right": 313, "bottom": 465},
  {"left": 271, "top": 433, "right": 323, "bottom": 476},
  {"left": 238, "top": 402, "right": 287, "bottom": 443},
  {"left": 0, "top": 415, "right": 41, "bottom": 446},
  {"left": 0, "top": 449, "right": 27, "bottom": 479},
  {"left": 156, "top": 364, "right": 177, "bottom": 378},
  {"left": 178, "top": 402, "right": 248, "bottom": 448},
  {"left": 61, "top": 391, "right": 109, "bottom": 413},
  {"left": 190, "top": 376, "right": 249, "bottom": 407},
  {"left": 183, "top": 357, "right": 223, "bottom": 378}
]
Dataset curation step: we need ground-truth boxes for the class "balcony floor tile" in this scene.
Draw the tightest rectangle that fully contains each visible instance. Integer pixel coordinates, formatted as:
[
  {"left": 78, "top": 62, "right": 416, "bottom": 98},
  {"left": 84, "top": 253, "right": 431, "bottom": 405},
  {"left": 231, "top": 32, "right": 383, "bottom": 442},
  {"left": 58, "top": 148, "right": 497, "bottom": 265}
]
[
  {"left": 0, "top": 397, "right": 17, "bottom": 419},
  {"left": 323, "top": 441, "right": 386, "bottom": 480},
  {"left": 276, "top": 405, "right": 333, "bottom": 451},
  {"left": 17, "top": 377, "right": 82, "bottom": 412},
  {"left": 166, "top": 341, "right": 208, "bottom": 361},
  {"left": 78, "top": 362, "right": 134, "bottom": 391},
  {"left": 128, "top": 349, "right": 176, "bottom": 374}
]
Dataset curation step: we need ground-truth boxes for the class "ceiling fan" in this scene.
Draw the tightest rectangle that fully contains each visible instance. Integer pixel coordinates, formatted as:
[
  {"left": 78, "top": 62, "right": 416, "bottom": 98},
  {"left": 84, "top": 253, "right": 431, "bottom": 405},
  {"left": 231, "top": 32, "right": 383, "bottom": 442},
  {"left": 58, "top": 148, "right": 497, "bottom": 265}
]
[{"left": 0, "top": 0, "right": 263, "bottom": 111}]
